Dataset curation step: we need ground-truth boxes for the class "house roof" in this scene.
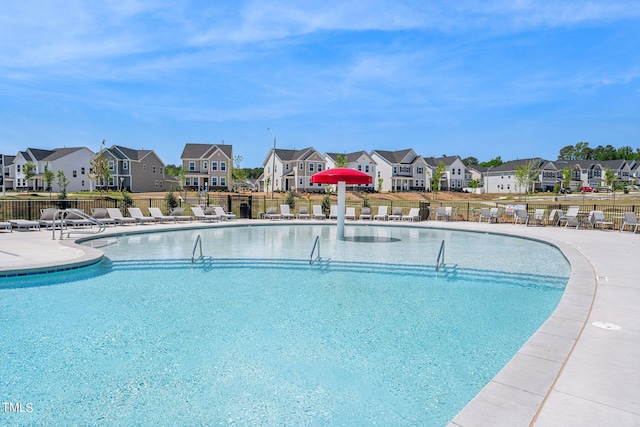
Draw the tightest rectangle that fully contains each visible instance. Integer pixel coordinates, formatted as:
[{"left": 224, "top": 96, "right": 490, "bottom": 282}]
[
  {"left": 2, "top": 155, "right": 16, "bottom": 165},
  {"left": 42, "top": 147, "right": 88, "bottom": 162},
  {"left": 372, "top": 149, "right": 414, "bottom": 164},
  {"left": 424, "top": 156, "right": 461, "bottom": 167},
  {"left": 180, "top": 143, "right": 232, "bottom": 159},
  {"left": 486, "top": 158, "right": 547, "bottom": 172},
  {"left": 325, "top": 151, "right": 369, "bottom": 162},
  {"left": 26, "top": 148, "right": 56, "bottom": 161},
  {"left": 110, "top": 145, "right": 155, "bottom": 162},
  {"left": 274, "top": 147, "right": 317, "bottom": 161}
]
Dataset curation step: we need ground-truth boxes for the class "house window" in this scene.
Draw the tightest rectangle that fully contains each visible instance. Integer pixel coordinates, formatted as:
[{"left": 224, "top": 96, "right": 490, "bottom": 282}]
[
  {"left": 299, "top": 163, "right": 303, "bottom": 170},
  {"left": 143, "top": 164, "right": 147, "bottom": 172},
  {"left": 155, "top": 180, "right": 159, "bottom": 188},
  {"left": 266, "top": 166, "right": 270, "bottom": 174},
  {"left": 81, "top": 180, "right": 85, "bottom": 187},
  {"left": 153, "top": 166, "right": 156, "bottom": 174},
  {"left": 109, "top": 160, "right": 115, "bottom": 171},
  {"left": 193, "top": 177, "right": 199, "bottom": 187},
  {"left": 358, "top": 165, "right": 362, "bottom": 171},
  {"left": 203, "top": 161, "right": 208, "bottom": 170},
  {"left": 81, "top": 167, "right": 85, "bottom": 174},
  {"left": 108, "top": 177, "right": 114, "bottom": 186},
  {"left": 211, "top": 177, "right": 217, "bottom": 186},
  {"left": 73, "top": 170, "right": 77, "bottom": 178},
  {"left": 189, "top": 162, "right": 195, "bottom": 172},
  {"left": 317, "top": 163, "right": 322, "bottom": 172},
  {"left": 309, "top": 163, "right": 314, "bottom": 172},
  {"left": 160, "top": 181, "right": 163, "bottom": 188},
  {"left": 309, "top": 178, "right": 313, "bottom": 186},
  {"left": 366, "top": 165, "right": 370, "bottom": 173},
  {"left": 393, "top": 166, "right": 397, "bottom": 174},
  {"left": 458, "top": 168, "right": 461, "bottom": 175},
  {"left": 220, "top": 162, "right": 226, "bottom": 171},
  {"left": 212, "top": 162, "right": 218, "bottom": 171},
  {"left": 286, "top": 164, "right": 289, "bottom": 170},
  {"left": 123, "top": 162, "right": 128, "bottom": 170},
  {"left": 17, "top": 164, "right": 21, "bottom": 173},
  {"left": 220, "top": 177, "right": 226, "bottom": 186},
  {"left": 417, "top": 167, "right": 423, "bottom": 174},
  {"left": 299, "top": 178, "right": 303, "bottom": 185},
  {"left": 186, "top": 177, "right": 191, "bottom": 186}
]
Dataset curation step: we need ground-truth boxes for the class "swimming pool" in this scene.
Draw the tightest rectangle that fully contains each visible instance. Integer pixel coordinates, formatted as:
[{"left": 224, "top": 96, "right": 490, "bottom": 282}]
[{"left": 0, "top": 224, "right": 569, "bottom": 425}]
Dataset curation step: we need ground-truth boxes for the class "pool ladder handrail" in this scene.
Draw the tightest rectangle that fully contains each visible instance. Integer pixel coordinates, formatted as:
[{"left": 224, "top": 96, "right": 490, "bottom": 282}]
[
  {"left": 309, "top": 235, "right": 320, "bottom": 265},
  {"left": 435, "top": 239, "right": 445, "bottom": 272},
  {"left": 192, "top": 234, "right": 203, "bottom": 263},
  {"left": 52, "top": 209, "right": 106, "bottom": 240}
]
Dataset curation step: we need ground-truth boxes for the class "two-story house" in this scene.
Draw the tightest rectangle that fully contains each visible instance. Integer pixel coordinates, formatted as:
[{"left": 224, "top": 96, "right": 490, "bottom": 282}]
[
  {"left": 370, "top": 149, "right": 431, "bottom": 192},
  {"left": 262, "top": 147, "right": 326, "bottom": 193},
  {"left": 324, "top": 151, "right": 376, "bottom": 191},
  {"left": 424, "top": 156, "right": 468, "bottom": 191},
  {"left": 10, "top": 147, "right": 95, "bottom": 192},
  {"left": 482, "top": 158, "right": 550, "bottom": 194},
  {"left": 568, "top": 159, "right": 632, "bottom": 189},
  {"left": 98, "top": 145, "right": 166, "bottom": 192},
  {"left": 180, "top": 143, "right": 233, "bottom": 191}
]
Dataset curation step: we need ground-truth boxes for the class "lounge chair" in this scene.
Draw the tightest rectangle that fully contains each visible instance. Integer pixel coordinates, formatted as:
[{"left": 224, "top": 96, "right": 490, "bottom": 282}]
[
  {"left": 373, "top": 205, "right": 388, "bottom": 221},
  {"left": 0, "top": 221, "right": 12, "bottom": 232},
  {"left": 39, "top": 208, "right": 64, "bottom": 230},
  {"left": 279, "top": 205, "right": 295, "bottom": 220},
  {"left": 64, "top": 209, "right": 95, "bottom": 228},
  {"left": 90, "top": 208, "right": 117, "bottom": 227},
  {"left": 128, "top": 207, "right": 158, "bottom": 225},
  {"left": 148, "top": 207, "right": 177, "bottom": 224},
  {"left": 191, "top": 206, "right": 219, "bottom": 222},
  {"left": 297, "top": 206, "right": 311, "bottom": 219},
  {"left": 558, "top": 206, "right": 579, "bottom": 228},
  {"left": 532, "top": 209, "right": 545, "bottom": 226},
  {"left": 402, "top": 208, "right": 421, "bottom": 221},
  {"left": 435, "top": 206, "right": 447, "bottom": 221},
  {"left": 329, "top": 205, "right": 338, "bottom": 220},
  {"left": 469, "top": 207, "right": 479, "bottom": 221},
  {"left": 106, "top": 208, "right": 138, "bottom": 226},
  {"left": 345, "top": 207, "right": 356, "bottom": 220},
  {"left": 548, "top": 209, "right": 563, "bottom": 226},
  {"left": 213, "top": 206, "right": 237, "bottom": 221},
  {"left": 388, "top": 207, "right": 403, "bottom": 221},
  {"left": 589, "top": 210, "right": 614, "bottom": 230},
  {"left": 359, "top": 206, "right": 372, "bottom": 220},
  {"left": 168, "top": 207, "right": 193, "bottom": 222},
  {"left": 312, "top": 205, "right": 326, "bottom": 220},
  {"left": 479, "top": 207, "right": 491, "bottom": 222},
  {"left": 513, "top": 208, "right": 530, "bottom": 225},
  {"left": 620, "top": 212, "right": 639, "bottom": 233},
  {"left": 446, "top": 206, "right": 458, "bottom": 221},
  {"left": 489, "top": 207, "right": 504, "bottom": 223},
  {"left": 264, "top": 206, "right": 282, "bottom": 220},
  {"left": 8, "top": 219, "right": 41, "bottom": 231}
]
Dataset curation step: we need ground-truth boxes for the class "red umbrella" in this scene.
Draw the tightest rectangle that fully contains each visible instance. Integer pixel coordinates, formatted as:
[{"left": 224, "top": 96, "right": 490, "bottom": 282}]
[{"left": 311, "top": 168, "right": 372, "bottom": 239}]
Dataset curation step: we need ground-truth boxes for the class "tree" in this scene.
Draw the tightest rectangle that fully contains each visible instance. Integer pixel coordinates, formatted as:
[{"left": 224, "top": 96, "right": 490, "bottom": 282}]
[
  {"left": 232, "top": 155, "right": 248, "bottom": 191},
  {"left": 604, "top": 168, "right": 617, "bottom": 190},
  {"left": 558, "top": 145, "right": 575, "bottom": 160},
  {"left": 22, "top": 161, "right": 36, "bottom": 191},
  {"left": 334, "top": 154, "right": 349, "bottom": 168},
  {"left": 164, "top": 189, "right": 179, "bottom": 212},
  {"left": 478, "top": 156, "right": 503, "bottom": 168},
  {"left": 376, "top": 177, "right": 383, "bottom": 192},
  {"left": 515, "top": 159, "right": 540, "bottom": 196},
  {"left": 164, "top": 164, "right": 181, "bottom": 177},
  {"left": 90, "top": 140, "right": 111, "bottom": 193},
  {"left": 462, "top": 156, "right": 478, "bottom": 166},
  {"left": 43, "top": 163, "right": 55, "bottom": 199},
  {"left": 285, "top": 191, "right": 296, "bottom": 210},
  {"left": 56, "top": 170, "right": 70, "bottom": 209},
  {"left": 431, "top": 161, "right": 446, "bottom": 192},
  {"left": 617, "top": 146, "right": 635, "bottom": 160}
]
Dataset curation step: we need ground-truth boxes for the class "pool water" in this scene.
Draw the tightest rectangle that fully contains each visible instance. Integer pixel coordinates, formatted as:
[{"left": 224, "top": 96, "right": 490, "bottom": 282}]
[{"left": 0, "top": 225, "right": 569, "bottom": 426}]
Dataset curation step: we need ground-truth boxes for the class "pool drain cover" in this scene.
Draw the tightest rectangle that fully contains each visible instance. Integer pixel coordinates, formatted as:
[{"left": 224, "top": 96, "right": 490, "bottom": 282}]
[{"left": 592, "top": 322, "right": 622, "bottom": 331}]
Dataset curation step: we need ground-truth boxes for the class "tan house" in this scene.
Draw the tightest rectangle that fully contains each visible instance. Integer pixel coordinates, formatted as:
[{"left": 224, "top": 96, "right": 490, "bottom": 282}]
[{"left": 180, "top": 143, "right": 233, "bottom": 191}]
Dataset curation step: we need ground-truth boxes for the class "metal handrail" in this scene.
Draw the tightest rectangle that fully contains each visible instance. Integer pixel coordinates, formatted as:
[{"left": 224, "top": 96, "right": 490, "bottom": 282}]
[
  {"left": 53, "top": 209, "right": 106, "bottom": 240},
  {"left": 435, "top": 239, "right": 445, "bottom": 272},
  {"left": 309, "top": 235, "right": 320, "bottom": 265},
  {"left": 192, "top": 234, "right": 203, "bottom": 263}
]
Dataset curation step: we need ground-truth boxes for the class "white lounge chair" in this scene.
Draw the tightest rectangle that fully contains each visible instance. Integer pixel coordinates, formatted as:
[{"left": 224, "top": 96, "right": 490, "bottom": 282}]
[
  {"left": 312, "top": 205, "right": 326, "bottom": 220},
  {"left": 106, "top": 208, "right": 137, "bottom": 226},
  {"left": 513, "top": 208, "right": 530, "bottom": 225},
  {"left": 345, "top": 207, "right": 356, "bottom": 220},
  {"left": 39, "top": 208, "right": 64, "bottom": 230},
  {"left": 191, "top": 206, "right": 219, "bottom": 222},
  {"left": 168, "top": 207, "right": 192, "bottom": 222},
  {"left": 90, "top": 208, "right": 117, "bottom": 227},
  {"left": 128, "top": 207, "right": 158, "bottom": 224},
  {"left": 329, "top": 205, "right": 338, "bottom": 220},
  {"left": 264, "top": 206, "right": 282, "bottom": 220},
  {"left": 297, "top": 206, "right": 311, "bottom": 219},
  {"left": 148, "top": 207, "right": 177, "bottom": 223},
  {"left": 559, "top": 206, "right": 580, "bottom": 228},
  {"left": 388, "top": 207, "right": 403, "bottom": 221},
  {"left": 0, "top": 221, "right": 12, "bottom": 232},
  {"left": 620, "top": 212, "right": 639, "bottom": 233},
  {"left": 445, "top": 206, "right": 458, "bottom": 221},
  {"left": 489, "top": 207, "right": 504, "bottom": 223},
  {"left": 64, "top": 209, "right": 95, "bottom": 228},
  {"left": 402, "top": 208, "right": 421, "bottom": 221},
  {"left": 359, "top": 206, "right": 372, "bottom": 220},
  {"left": 8, "top": 219, "right": 41, "bottom": 231},
  {"left": 548, "top": 209, "right": 563, "bottom": 226},
  {"left": 589, "top": 210, "right": 614, "bottom": 230},
  {"left": 373, "top": 205, "right": 388, "bottom": 221},
  {"left": 280, "top": 205, "right": 295, "bottom": 220},
  {"left": 532, "top": 209, "right": 545, "bottom": 226},
  {"left": 213, "top": 206, "right": 237, "bottom": 221},
  {"left": 435, "top": 206, "right": 447, "bottom": 221},
  {"left": 479, "top": 207, "right": 491, "bottom": 222}
]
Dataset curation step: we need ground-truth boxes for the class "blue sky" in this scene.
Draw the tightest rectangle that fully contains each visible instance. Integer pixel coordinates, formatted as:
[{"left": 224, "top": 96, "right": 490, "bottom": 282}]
[{"left": 1, "top": 1, "right": 639, "bottom": 168}]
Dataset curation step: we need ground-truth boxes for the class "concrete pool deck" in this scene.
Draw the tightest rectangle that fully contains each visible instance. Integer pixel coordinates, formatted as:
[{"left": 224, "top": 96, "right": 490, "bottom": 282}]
[{"left": 0, "top": 219, "right": 638, "bottom": 426}]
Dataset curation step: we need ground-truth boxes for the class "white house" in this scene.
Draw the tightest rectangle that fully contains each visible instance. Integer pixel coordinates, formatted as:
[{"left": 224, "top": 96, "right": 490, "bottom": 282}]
[
  {"left": 324, "top": 151, "right": 376, "bottom": 191},
  {"left": 370, "top": 149, "right": 431, "bottom": 192},
  {"left": 482, "top": 158, "right": 551, "bottom": 194},
  {"left": 424, "top": 156, "right": 468, "bottom": 191},
  {"left": 262, "top": 147, "right": 326, "bottom": 193}
]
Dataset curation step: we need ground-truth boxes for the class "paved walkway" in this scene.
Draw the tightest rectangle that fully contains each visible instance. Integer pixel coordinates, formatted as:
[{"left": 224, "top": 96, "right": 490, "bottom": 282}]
[{"left": 1, "top": 220, "right": 638, "bottom": 426}]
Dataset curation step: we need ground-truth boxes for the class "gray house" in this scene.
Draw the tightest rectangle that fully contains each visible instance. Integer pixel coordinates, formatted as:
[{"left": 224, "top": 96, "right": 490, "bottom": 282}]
[
  {"left": 98, "top": 145, "right": 166, "bottom": 192},
  {"left": 180, "top": 143, "right": 233, "bottom": 191}
]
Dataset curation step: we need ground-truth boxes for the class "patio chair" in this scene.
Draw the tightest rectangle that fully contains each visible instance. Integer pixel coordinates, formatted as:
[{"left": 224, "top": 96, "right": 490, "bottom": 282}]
[
  {"left": 589, "top": 210, "right": 614, "bottom": 230},
  {"left": 359, "top": 206, "right": 372, "bottom": 220},
  {"left": 279, "top": 205, "right": 295, "bottom": 220},
  {"left": 532, "top": 209, "right": 546, "bottom": 226},
  {"left": 513, "top": 208, "right": 530, "bottom": 226},
  {"left": 435, "top": 206, "right": 447, "bottom": 221},
  {"left": 212, "top": 206, "right": 237, "bottom": 221},
  {"left": 0, "top": 221, "right": 12, "bottom": 232},
  {"left": 128, "top": 207, "right": 158, "bottom": 225},
  {"left": 470, "top": 207, "right": 479, "bottom": 221},
  {"left": 345, "top": 207, "right": 357, "bottom": 220},
  {"left": 8, "top": 219, "right": 41, "bottom": 231},
  {"left": 620, "top": 212, "right": 639, "bottom": 233},
  {"left": 489, "top": 207, "right": 504, "bottom": 223},
  {"left": 297, "top": 206, "right": 311, "bottom": 220},
  {"left": 64, "top": 209, "right": 95, "bottom": 228},
  {"left": 548, "top": 209, "right": 563, "bottom": 226},
  {"left": 168, "top": 207, "right": 193, "bottom": 222},
  {"left": 39, "top": 208, "right": 64, "bottom": 230},
  {"left": 312, "top": 205, "right": 326, "bottom": 220},
  {"left": 558, "top": 206, "right": 580, "bottom": 228},
  {"left": 191, "top": 206, "right": 220, "bottom": 222},
  {"left": 148, "top": 207, "right": 177, "bottom": 224},
  {"left": 479, "top": 207, "right": 491, "bottom": 222},
  {"left": 329, "top": 205, "right": 338, "bottom": 220},
  {"left": 90, "top": 208, "right": 117, "bottom": 227},
  {"left": 388, "top": 207, "right": 403, "bottom": 221},
  {"left": 264, "top": 206, "right": 282, "bottom": 220},
  {"left": 373, "top": 205, "right": 388, "bottom": 221},
  {"left": 106, "top": 208, "right": 137, "bottom": 226},
  {"left": 402, "top": 208, "right": 421, "bottom": 221},
  {"left": 445, "top": 206, "right": 458, "bottom": 221}
]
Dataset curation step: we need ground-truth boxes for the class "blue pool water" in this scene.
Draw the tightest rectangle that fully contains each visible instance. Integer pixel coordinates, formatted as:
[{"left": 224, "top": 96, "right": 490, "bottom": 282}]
[{"left": 0, "top": 225, "right": 569, "bottom": 426}]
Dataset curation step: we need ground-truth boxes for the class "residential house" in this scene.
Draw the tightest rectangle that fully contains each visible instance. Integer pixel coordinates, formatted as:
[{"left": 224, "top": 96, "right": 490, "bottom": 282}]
[
  {"left": 482, "top": 158, "right": 553, "bottom": 194},
  {"left": 262, "top": 147, "right": 326, "bottom": 193},
  {"left": 424, "top": 156, "right": 468, "bottom": 191},
  {"left": 370, "top": 149, "right": 430, "bottom": 192},
  {"left": 9, "top": 147, "right": 95, "bottom": 192},
  {"left": 324, "top": 151, "right": 376, "bottom": 191},
  {"left": 630, "top": 161, "right": 640, "bottom": 185},
  {"left": 566, "top": 159, "right": 632, "bottom": 190},
  {"left": 1, "top": 154, "right": 16, "bottom": 191},
  {"left": 180, "top": 143, "right": 233, "bottom": 191},
  {"left": 98, "top": 145, "right": 166, "bottom": 192}
]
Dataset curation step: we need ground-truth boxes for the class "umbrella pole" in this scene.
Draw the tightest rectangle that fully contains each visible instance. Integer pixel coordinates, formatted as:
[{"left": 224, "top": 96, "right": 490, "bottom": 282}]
[{"left": 337, "top": 181, "right": 346, "bottom": 239}]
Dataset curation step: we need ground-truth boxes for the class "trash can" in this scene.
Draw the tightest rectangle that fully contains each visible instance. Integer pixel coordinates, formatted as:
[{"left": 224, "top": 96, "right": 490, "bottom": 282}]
[
  {"left": 419, "top": 202, "right": 430, "bottom": 221},
  {"left": 240, "top": 202, "right": 249, "bottom": 219}
]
